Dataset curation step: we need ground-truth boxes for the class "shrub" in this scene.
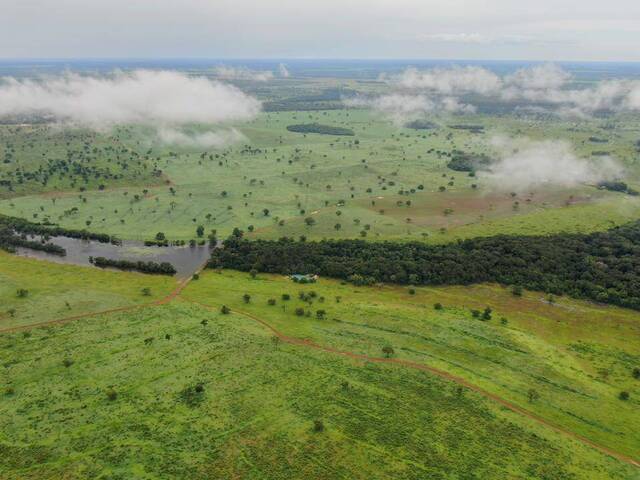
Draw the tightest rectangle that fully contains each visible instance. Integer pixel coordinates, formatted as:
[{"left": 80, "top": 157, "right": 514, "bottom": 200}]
[
  {"left": 382, "top": 345, "right": 395, "bottom": 358},
  {"left": 294, "top": 307, "right": 305, "bottom": 316},
  {"left": 619, "top": 391, "right": 630, "bottom": 401},
  {"left": 16, "top": 288, "right": 28, "bottom": 298},
  {"left": 267, "top": 298, "right": 276, "bottom": 306},
  {"left": 434, "top": 302, "right": 443, "bottom": 310},
  {"left": 282, "top": 293, "right": 291, "bottom": 301}
]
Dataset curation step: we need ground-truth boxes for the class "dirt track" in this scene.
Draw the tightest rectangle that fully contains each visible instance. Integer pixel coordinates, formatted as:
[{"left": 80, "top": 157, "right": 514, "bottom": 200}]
[
  {"left": 2, "top": 282, "right": 638, "bottom": 469},
  {"left": 191, "top": 300, "right": 640, "bottom": 470}
]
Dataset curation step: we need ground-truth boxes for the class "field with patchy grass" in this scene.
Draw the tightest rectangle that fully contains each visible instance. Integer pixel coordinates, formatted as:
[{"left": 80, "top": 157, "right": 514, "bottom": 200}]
[
  {"left": 2, "top": 110, "right": 639, "bottom": 243},
  {"left": 0, "top": 251, "right": 177, "bottom": 330},
  {"left": 0, "top": 298, "right": 636, "bottom": 479},
  {"left": 182, "top": 270, "right": 640, "bottom": 461}
]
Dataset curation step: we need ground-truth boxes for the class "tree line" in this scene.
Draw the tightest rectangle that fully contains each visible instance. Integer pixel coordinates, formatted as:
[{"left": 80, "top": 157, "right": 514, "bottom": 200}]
[
  {"left": 209, "top": 222, "right": 640, "bottom": 310},
  {"left": 0, "top": 214, "right": 119, "bottom": 244},
  {"left": 91, "top": 257, "right": 176, "bottom": 275}
]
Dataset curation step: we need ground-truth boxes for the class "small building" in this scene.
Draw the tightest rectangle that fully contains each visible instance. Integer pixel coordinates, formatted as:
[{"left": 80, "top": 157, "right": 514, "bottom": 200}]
[{"left": 290, "top": 274, "right": 318, "bottom": 283}]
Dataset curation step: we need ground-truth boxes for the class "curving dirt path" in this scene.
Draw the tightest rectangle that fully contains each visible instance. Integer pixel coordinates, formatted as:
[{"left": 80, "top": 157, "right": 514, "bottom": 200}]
[
  {"left": 189, "top": 300, "right": 640, "bottom": 470},
  {"left": 2, "top": 276, "right": 638, "bottom": 469},
  {"left": 0, "top": 273, "right": 195, "bottom": 335}
]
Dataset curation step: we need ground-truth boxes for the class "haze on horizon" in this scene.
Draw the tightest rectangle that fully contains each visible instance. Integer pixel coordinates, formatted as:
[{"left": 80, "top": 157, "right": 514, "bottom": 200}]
[{"left": 2, "top": 0, "right": 640, "bottom": 62}]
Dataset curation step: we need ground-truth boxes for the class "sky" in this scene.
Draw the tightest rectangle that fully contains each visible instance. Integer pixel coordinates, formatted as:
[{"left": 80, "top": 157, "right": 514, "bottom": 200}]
[{"left": 1, "top": 0, "right": 640, "bottom": 61}]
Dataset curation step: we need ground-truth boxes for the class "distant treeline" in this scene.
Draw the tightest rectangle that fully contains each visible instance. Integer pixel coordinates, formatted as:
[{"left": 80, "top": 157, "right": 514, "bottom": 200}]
[
  {"left": 598, "top": 181, "right": 638, "bottom": 196},
  {"left": 286, "top": 123, "right": 355, "bottom": 136},
  {"left": 91, "top": 257, "right": 176, "bottom": 275},
  {"left": 447, "top": 151, "right": 492, "bottom": 172},
  {"left": 0, "top": 214, "right": 119, "bottom": 244},
  {"left": 210, "top": 223, "right": 640, "bottom": 310},
  {"left": 447, "top": 124, "right": 485, "bottom": 133},
  {"left": 264, "top": 88, "right": 355, "bottom": 112},
  {"left": 405, "top": 120, "right": 438, "bottom": 130},
  {"left": 0, "top": 225, "right": 66, "bottom": 255}
]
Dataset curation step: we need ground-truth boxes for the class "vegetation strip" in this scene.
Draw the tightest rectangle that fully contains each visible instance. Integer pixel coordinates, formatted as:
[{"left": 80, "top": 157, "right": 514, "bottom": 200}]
[
  {"left": 191, "top": 300, "right": 640, "bottom": 469},
  {"left": 211, "top": 221, "right": 640, "bottom": 310}
]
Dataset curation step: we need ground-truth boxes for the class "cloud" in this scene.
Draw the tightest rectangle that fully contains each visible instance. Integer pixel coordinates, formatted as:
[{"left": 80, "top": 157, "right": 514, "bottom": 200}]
[
  {"left": 213, "top": 65, "right": 274, "bottom": 82},
  {"left": 387, "top": 63, "right": 640, "bottom": 117},
  {"left": 395, "top": 66, "right": 502, "bottom": 95},
  {"left": 0, "top": 70, "right": 261, "bottom": 128},
  {"left": 278, "top": 63, "right": 290, "bottom": 78},
  {"left": 484, "top": 137, "right": 623, "bottom": 190},
  {"left": 417, "top": 33, "right": 488, "bottom": 44},
  {"left": 344, "top": 93, "right": 473, "bottom": 125},
  {"left": 157, "top": 127, "right": 246, "bottom": 148}
]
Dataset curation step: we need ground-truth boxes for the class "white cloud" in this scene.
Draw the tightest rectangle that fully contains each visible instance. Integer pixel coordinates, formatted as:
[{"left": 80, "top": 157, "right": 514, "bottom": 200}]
[
  {"left": 157, "top": 127, "right": 246, "bottom": 148},
  {"left": 278, "top": 63, "right": 290, "bottom": 78},
  {"left": 213, "top": 65, "right": 274, "bottom": 82},
  {"left": 344, "top": 93, "right": 473, "bottom": 125},
  {"left": 389, "top": 63, "right": 640, "bottom": 116},
  {"left": 0, "top": 70, "right": 261, "bottom": 128},
  {"left": 395, "top": 66, "right": 503, "bottom": 95},
  {"left": 484, "top": 137, "right": 623, "bottom": 190}
]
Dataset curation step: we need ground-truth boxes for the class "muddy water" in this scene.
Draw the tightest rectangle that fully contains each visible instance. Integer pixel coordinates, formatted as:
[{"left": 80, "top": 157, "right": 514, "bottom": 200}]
[{"left": 15, "top": 236, "right": 213, "bottom": 279}]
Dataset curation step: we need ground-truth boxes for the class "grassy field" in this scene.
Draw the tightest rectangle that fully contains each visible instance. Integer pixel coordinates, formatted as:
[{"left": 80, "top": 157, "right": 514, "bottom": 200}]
[
  {"left": 182, "top": 270, "right": 640, "bottom": 460},
  {"left": 0, "top": 299, "right": 636, "bottom": 478},
  {"left": 1, "top": 110, "right": 639, "bottom": 243},
  {"left": 0, "top": 251, "right": 177, "bottom": 330}
]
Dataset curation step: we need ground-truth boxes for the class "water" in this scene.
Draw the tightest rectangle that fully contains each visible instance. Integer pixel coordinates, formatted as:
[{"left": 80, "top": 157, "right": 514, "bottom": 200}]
[{"left": 15, "top": 236, "right": 213, "bottom": 279}]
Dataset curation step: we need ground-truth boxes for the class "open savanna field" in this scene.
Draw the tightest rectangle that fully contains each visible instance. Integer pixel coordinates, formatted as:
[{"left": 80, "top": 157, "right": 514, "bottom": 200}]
[
  {"left": 2, "top": 109, "right": 640, "bottom": 243},
  {"left": 1, "top": 255, "right": 639, "bottom": 478}
]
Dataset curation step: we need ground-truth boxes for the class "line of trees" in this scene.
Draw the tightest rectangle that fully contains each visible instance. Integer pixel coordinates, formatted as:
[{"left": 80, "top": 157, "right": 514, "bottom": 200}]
[
  {"left": 0, "top": 225, "right": 66, "bottom": 255},
  {"left": 0, "top": 214, "right": 119, "bottom": 244},
  {"left": 210, "top": 222, "right": 640, "bottom": 310},
  {"left": 286, "top": 123, "right": 355, "bottom": 136},
  {"left": 91, "top": 257, "right": 176, "bottom": 275}
]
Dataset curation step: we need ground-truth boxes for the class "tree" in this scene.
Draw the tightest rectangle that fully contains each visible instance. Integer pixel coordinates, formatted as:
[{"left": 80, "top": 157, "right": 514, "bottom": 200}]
[
  {"left": 481, "top": 307, "right": 492, "bottom": 321},
  {"left": 221, "top": 305, "right": 231, "bottom": 314},
  {"left": 316, "top": 309, "right": 326, "bottom": 319},
  {"left": 196, "top": 225, "right": 204, "bottom": 237},
  {"left": 527, "top": 389, "right": 539, "bottom": 403},
  {"left": 141, "top": 287, "right": 151, "bottom": 296},
  {"left": 155, "top": 232, "right": 166, "bottom": 241},
  {"left": 434, "top": 302, "right": 443, "bottom": 310},
  {"left": 294, "top": 307, "right": 305, "bottom": 316},
  {"left": 382, "top": 345, "right": 394, "bottom": 358},
  {"left": 242, "top": 293, "right": 251, "bottom": 303},
  {"left": 304, "top": 217, "right": 316, "bottom": 226},
  {"left": 250, "top": 268, "right": 258, "bottom": 279},
  {"left": 619, "top": 391, "right": 630, "bottom": 400},
  {"left": 313, "top": 419, "right": 324, "bottom": 432},
  {"left": 16, "top": 288, "right": 28, "bottom": 298},
  {"left": 263, "top": 208, "right": 270, "bottom": 216},
  {"left": 633, "top": 367, "right": 640, "bottom": 380}
]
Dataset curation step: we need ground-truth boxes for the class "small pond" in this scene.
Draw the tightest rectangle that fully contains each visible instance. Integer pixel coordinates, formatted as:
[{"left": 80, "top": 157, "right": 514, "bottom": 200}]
[{"left": 15, "top": 236, "right": 213, "bottom": 279}]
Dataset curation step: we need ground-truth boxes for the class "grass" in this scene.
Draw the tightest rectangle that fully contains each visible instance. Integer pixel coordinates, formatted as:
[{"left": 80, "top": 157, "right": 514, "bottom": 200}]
[
  {"left": 0, "top": 251, "right": 177, "bottom": 330},
  {"left": 1, "top": 301, "right": 636, "bottom": 479},
  {"left": 181, "top": 270, "right": 640, "bottom": 460},
  {"left": 1, "top": 110, "right": 638, "bottom": 242}
]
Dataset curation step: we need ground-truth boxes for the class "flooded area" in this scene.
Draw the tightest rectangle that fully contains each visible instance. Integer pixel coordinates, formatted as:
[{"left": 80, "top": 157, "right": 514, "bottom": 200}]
[{"left": 15, "top": 236, "right": 213, "bottom": 278}]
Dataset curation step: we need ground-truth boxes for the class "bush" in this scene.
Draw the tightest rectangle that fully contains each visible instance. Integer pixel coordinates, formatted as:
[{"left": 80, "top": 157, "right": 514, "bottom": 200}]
[
  {"left": 268, "top": 298, "right": 276, "bottom": 306},
  {"left": 434, "top": 302, "right": 443, "bottom": 310},
  {"left": 16, "top": 288, "right": 28, "bottom": 298},
  {"left": 619, "top": 391, "right": 630, "bottom": 400},
  {"left": 294, "top": 307, "right": 305, "bottom": 316},
  {"left": 221, "top": 305, "right": 231, "bottom": 314}
]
